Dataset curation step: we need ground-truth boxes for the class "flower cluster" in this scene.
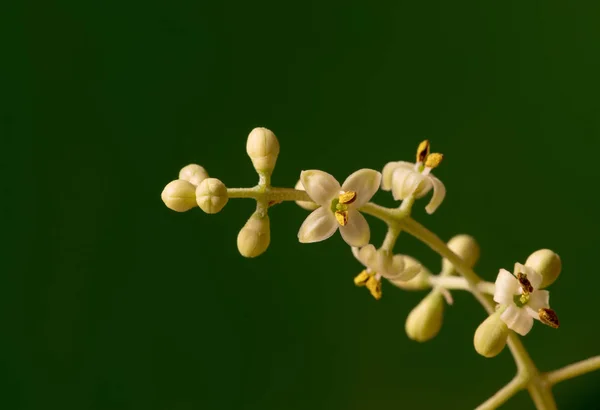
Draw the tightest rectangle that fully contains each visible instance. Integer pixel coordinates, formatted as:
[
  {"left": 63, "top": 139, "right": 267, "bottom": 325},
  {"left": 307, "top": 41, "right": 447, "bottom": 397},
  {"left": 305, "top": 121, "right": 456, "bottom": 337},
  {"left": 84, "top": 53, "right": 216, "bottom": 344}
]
[
  {"left": 157, "top": 127, "right": 600, "bottom": 410},
  {"left": 160, "top": 126, "right": 564, "bottom": 358}
]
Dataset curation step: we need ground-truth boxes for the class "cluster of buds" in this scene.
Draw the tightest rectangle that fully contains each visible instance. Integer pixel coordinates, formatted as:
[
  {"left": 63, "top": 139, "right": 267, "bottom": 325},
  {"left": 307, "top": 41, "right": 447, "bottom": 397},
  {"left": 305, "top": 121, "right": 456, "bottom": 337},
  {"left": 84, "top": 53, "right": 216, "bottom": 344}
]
[
  {"left": 161, "top": 127, "right": 281, "bottom": 258},
  {"left": 161, "top": 164, "right": 228, "bottom": 214}
]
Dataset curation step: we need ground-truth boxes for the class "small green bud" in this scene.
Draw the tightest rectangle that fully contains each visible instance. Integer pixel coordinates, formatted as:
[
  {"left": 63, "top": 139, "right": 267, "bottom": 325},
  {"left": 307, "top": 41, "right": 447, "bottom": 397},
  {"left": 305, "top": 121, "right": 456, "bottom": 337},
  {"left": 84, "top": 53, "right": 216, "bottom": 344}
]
[
  {"left": 179, "top": 164, "right": 209, "bottom": 186},
  {"left": 405, "top": 291, "right": 444, "bottom": 342},
  {"left": 246, "top": 127, "right": 280, "bottom": 175},
  {"left": 525, "top": 249, "right": 562, "bottom": 289},
  {"left": 389, "top": 255, "right": 430, "bottom": 290},
  {"left": 473, "top": 308, "right": 509, "bottom": 358},
  {"left": 196, "top": 178, "right": 228, "bottom": 214},
  {"left": 294, "top": 179, "right": 319, "bottom": 211},
  {"left": 442, "top": 234, "right": 480, "bottom": 274},
  {"left": 237, "top": 212, "right": 270, "bottom": 258},
  {"left": 161, "top": 179, "right": 198, "bottom": 212}
]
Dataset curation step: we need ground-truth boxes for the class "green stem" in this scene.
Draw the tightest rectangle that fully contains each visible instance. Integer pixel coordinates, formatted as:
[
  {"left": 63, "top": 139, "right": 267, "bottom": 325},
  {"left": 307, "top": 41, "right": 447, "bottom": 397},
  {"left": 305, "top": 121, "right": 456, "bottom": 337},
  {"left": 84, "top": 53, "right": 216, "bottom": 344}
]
[
  {"left": 475, "top": 376, "right": 525, "bottom": 410},
  {"left": 227, "top": 187, "right": 312, "bottom": 201},
  {"left": 429, "top": 276, "right": 496, "bottom": 294},
  {"left": 544, "top": 356, "right": 600, "bottom": 386}
]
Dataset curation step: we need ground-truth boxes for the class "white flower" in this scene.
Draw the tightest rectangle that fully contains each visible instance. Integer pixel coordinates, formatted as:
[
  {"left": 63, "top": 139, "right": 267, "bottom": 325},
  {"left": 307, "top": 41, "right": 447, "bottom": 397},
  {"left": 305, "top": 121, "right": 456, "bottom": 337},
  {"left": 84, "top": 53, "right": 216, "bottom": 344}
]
[
  {"left": 297, "top": 169, "right": 381, "bottom": 247},
  {"left": 493, "top": 263, "right": 556, "bottom": 336},
  {"left": 381, "top": 140, "right": 446, "bottom": 214},
  {"left": 352, "top": 244, "right": 421, "bottom": 299}
]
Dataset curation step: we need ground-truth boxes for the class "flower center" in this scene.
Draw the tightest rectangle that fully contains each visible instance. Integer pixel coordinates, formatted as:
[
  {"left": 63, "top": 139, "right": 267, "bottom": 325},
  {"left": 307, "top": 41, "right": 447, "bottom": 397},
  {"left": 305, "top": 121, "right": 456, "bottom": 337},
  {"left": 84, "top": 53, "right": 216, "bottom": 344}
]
[
  {"left": 331, "top": 190, "right": 357, "bottom": 226},
  {"left": 513, "top": 293, "right": 530, "bottom": 307},
  {"left": 513, "top": 271, "right": 534, "bottom": 307}
]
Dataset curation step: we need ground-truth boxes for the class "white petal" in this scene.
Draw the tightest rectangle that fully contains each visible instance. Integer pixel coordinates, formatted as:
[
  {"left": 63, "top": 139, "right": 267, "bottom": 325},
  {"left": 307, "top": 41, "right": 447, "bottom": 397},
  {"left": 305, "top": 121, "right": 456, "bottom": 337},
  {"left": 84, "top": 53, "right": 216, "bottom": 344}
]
[
  {"left": 339, "top": 209, "right": 370, "bottom": 247},
  {"left": 381, "top": 161, "right": 414, "bottom": 191},
  {"left": 341, "top": 169, "right": 382, "bottom": 207},
  {"left": 390, "top": 167, "right": 430, "bottom": 201},
  {"left": 298, "top": 207, "right": 338, "bottom": 243},
  {"left": 501, "top": 305, "right": 534, "bottom": 336},
  {"left": 357, "top": 244, "right": 377, "bottom": 267},
  {"left": 528, "top": 290, "right": 550, "bottom": 312},
  {"left": 515, "top": 263, "right": 543, "bottom": 290},
  {"left": 372, "top": 250, "right": 394, "bottom": 275},
  {"left": 294, "top": 179, "right": 319, "bottom": 211},
  {"left": 424, "top": 175, "right": 446, "bottom": 214},
  {"left": 300, "top": 170, "right": 340, "bottom": 207},
  {"left": 351, "top": 246, "right": 361, "bottom": 262},
  {"left": 493, "top": 269, "right": 519, "bottom": 305},
  {"left": 392, "top": 262, "right": 421, "bottom": 281}
]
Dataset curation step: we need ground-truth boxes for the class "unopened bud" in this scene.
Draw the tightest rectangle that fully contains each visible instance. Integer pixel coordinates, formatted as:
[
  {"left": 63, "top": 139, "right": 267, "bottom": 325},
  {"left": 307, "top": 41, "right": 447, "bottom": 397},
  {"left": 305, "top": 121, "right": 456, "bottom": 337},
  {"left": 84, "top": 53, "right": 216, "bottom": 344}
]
[
  {"left": 294, "top": 180, "right": 319, "bottom": 211},
  {"left": 246, "top": 127, "right": 280, "bottom": 174},
  {"left": 196, "top": 178, "right": 228, "bottom": 214},
  {"left": 474, "top": 308, "right": 509, "bottom": 358},
  {"left": 525, "top": 249, "right": 562, "bottom": 289},
  {"left": 179, "top": 164, "right": 209, "bottom": 186},
  {"left": 161, "top": 179, "right": 197, "bottom": 212},
  {"left": 442, "top": 234, "right": 480, "bottom": 274},
  {"left": 405, "top": 291, "right": 444, "bottom": 342},
  {"left": 389, "top": 256, "right": 430, "bottom": 290},
  {"left": 237, "top": 212, "right": 270, "bottom": 258}
]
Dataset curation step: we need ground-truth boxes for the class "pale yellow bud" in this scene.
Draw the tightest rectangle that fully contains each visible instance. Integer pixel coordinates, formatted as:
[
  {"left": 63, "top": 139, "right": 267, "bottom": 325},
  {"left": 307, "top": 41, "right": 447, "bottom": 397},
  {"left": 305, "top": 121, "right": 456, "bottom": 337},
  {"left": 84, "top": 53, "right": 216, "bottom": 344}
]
[
  {"left": 161, "top": 179, "right": 198, "bottom": 212},
  {"left": 237, "top": 212, "right": 270, "bottom": 258},
  {"left": 294, "top": 180, "right": 319, "bottom": 211},
  {"left": 525, "top": 249, "right": 562, "bottom": 289},
  {"left": 178, "top": 164, "right": 209, "bottom": 186},
  {"left": 473, "top": 308, "right": 509, "bottom": 358},
  {"left": 442, "top": 234, "right": 480, "bottom": 274},
  {"left": 405, "top": 292, "right": 444, "bottom": 342},
  {"left": 246, "top": 127, "right": 280, "bottom": 174},
  {"left": 195, "top": 178, "right": 228, "bottom": 214}
]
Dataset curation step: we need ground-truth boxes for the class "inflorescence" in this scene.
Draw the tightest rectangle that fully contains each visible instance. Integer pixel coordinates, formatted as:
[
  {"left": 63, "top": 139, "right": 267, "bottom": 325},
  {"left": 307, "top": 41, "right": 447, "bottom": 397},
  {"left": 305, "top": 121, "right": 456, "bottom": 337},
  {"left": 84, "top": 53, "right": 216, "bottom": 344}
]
[{"left": 161, "top": 127, "right": 599, "bottom": 410}]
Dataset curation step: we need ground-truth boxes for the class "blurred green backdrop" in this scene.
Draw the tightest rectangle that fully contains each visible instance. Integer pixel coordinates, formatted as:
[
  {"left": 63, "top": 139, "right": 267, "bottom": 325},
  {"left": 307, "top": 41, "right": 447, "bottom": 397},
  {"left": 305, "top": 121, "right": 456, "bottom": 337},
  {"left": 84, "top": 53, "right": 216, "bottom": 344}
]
[{"left": 2, "top": 1, "right": 599, "bottom": 409}]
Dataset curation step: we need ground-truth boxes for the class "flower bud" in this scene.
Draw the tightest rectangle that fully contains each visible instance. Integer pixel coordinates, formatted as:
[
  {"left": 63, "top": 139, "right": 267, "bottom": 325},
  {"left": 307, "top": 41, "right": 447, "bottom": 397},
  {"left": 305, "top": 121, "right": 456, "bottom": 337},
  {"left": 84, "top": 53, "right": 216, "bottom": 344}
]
[
  {"left": 294, "top": 179, "right": 319, "bottom": 211},
  {"left": 525, "top": 249, "right": 561, "bottom": 289},
  {"left": 246, "top": 127, "right": 280, "bottom": 174},
  {"left": 179, "top": 164, "right": 208, "bottom": 186},
  {"left": 442, "top": 234, "right": 480, "bottom": 274},
  {"left": 473, "top": 308, "right": 509, "bottom": 358},
  {"left": 161, "top": 179, "right": 198, "bottom": 212},
  {"left": 405, "top": 291, "right": 444, "bottom": 342},
  {"left": 389, "top": 256, "right": 430, "bottom": 290},
  {"left": 237, "top": 212, "right": 270, "bottom": 258},
  {"left": 196, "top": 178, "right": 228, "bottom": 214}
]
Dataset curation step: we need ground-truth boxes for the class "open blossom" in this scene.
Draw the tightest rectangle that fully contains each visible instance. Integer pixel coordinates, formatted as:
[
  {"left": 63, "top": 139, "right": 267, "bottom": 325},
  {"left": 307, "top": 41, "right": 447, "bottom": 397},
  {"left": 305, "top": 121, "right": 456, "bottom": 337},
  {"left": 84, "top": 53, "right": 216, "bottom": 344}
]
[
  {"left": 493, "top": 263, "right": 559, "bottom": 336},
  {"left": 297, "top": 169, "right": 381, "bottom": 247},
  {"left": 381, "top": 140, "right": 446, "bottom": 214},
  {"left": 352, "top": 244, "right": 421, "bottom": 299}
]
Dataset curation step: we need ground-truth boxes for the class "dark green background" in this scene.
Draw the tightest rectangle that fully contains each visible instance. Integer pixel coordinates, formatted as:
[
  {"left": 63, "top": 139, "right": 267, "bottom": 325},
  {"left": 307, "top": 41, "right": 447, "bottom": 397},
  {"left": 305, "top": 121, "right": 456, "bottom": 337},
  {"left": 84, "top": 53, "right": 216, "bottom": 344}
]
[{"left": 2, "top": 1, "right": 599, "bottom": 409}]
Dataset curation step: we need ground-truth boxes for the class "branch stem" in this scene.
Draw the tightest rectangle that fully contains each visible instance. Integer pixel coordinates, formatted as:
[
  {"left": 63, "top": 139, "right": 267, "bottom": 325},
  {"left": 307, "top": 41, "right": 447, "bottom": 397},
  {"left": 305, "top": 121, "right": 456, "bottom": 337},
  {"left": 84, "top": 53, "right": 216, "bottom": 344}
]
[
  {"left": 475, "top": 376, "right": 525, "bottom": 410},
  {"left": 544, "top": 356, "right": 600, "bottom": 386}
]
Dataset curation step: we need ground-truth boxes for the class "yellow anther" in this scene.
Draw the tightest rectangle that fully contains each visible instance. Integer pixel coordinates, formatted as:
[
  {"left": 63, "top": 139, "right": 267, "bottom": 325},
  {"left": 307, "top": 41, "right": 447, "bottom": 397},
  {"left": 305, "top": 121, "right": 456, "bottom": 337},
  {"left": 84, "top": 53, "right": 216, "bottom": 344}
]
[
  {"left": 425, "top": 153, "right": 444, "bottom": 169},
  {"left": 416, "top": 140, "right": 430, "bottom": 163},
  {"left": 538, "top": 308, "right": 560, "bottom": 329},
  {"left": 338, "top": 190, "right": 357, "bottom": 205},
  {"left": 354, "top": 270, "right": 370, "bottom": 286},
  {"left": 366, "top": 276, "right": 382, "bottom": 300},
  {"left": 517, "top": 272, "right": 534, "bottom": 294},
  {"left": 335, "top": 210, "right": 349, "bottom": 226}
]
